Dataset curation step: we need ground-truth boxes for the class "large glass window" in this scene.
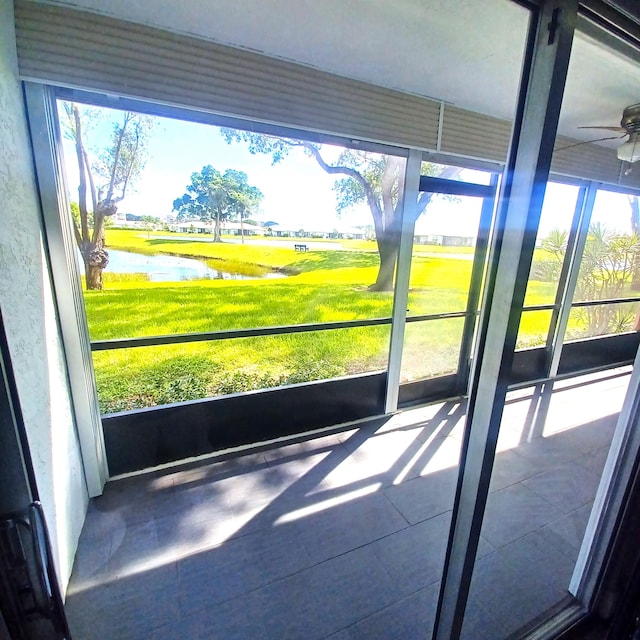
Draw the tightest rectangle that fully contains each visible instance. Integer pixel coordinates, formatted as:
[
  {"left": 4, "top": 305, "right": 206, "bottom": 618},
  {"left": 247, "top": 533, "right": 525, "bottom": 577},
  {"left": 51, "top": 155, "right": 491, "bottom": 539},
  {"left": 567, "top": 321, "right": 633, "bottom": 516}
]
[
  {"left": 565, "top": 189, "right": 640, "bottom": 340},
  {"left": 58, "top": 101, "right": 406, "bottom": 410}
]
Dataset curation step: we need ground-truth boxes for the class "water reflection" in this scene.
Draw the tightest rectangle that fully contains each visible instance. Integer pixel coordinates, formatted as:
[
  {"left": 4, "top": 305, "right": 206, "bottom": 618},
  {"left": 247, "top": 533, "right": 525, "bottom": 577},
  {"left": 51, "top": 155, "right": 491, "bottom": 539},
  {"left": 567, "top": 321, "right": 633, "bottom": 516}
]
[{"left": 80, "top": 249, "right": 286, "bottom": 282}]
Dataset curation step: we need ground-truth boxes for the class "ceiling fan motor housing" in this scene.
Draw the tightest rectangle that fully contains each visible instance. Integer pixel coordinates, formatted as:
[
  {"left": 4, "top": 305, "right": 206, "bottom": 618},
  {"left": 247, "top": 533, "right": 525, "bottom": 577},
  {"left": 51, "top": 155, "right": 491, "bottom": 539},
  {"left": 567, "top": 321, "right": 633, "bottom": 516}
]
[{"left": 621, "top": 104, "right": 640, "bottom": 133}]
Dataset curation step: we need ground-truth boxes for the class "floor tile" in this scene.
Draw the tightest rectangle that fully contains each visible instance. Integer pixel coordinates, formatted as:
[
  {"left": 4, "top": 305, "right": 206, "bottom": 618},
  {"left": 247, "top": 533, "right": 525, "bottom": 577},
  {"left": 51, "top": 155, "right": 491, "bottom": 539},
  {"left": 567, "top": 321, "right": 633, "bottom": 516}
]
[
  {"left": 536, "top": 502, "right": 593, "bottom": 560},
  {"left": 470, "top": 530, "right": 574, "bottom": 637},
  {"left": 383, "top": 466, "right": 457, "bottom": 525},
  {"left": 578, "top": 445, "right": 611, "bottom": 476},
  {"left": 294, "top": 490, "right": 408, "bottom": 563},
  {"left": 480, "top": 482, "right": 563, "bottom": 549},
  {"left": 347, "top": 582, "right": 440, "bottom": 640},
  {"left": 177, "top": 524, "right": 310, "bottom": 616},
  {"left": 489, "top": 449, "right": 542, "bottom": 492},
  {"left": 152, "top": 592, "right": 268, "bottom": 640},
  {"left": 522, "top": 464, "right": 601, "bottom": 513},
  {"left": 64, "top": 373, "right": 626, "bottom": 640},
  {"left": 460, "top": 596, "right": 506, "bottom": 640},
  {"left": 255, "top": 545, "right": 403, "bottom": 640},
  {"left": 322, "top": 631, "right": 352, "bottom": 640},
  {"left": 369, "top": 511, "right": 451, "bottom": 596},
  {"left": 66, "top": 531, "right": 112, "bottom": 595},
  {"left": 67, "top": 563, "right": 179, "bottom": 640}
]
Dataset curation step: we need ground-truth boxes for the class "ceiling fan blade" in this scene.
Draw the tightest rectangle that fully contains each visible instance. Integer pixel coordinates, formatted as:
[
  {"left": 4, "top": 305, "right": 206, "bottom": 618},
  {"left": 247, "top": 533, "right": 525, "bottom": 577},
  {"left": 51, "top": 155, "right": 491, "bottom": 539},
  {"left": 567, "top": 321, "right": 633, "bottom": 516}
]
[
  {"left": 554, "top": 134, "right": 628, "bottom": 153},
  {"left": 578, "top": 125, "right": 627, "bottom": 132}
]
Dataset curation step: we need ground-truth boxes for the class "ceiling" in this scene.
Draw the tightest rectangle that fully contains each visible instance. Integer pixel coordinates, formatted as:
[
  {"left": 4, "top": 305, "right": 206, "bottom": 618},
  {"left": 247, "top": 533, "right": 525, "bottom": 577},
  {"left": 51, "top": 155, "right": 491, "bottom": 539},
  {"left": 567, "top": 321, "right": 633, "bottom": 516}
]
[{"left": 37, "top": 0, "right": 640, "bottom": 146}]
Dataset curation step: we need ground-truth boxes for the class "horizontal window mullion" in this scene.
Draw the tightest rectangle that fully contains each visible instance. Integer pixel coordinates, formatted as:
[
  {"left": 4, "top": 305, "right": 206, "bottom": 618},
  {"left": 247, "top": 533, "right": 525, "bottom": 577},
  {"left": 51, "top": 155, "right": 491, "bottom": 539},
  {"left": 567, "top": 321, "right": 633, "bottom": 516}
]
[
  {"left": 405, "top": 311, "right": 470, "bottom": 323},
  {"left": 90, "top": 317, "right": 394, "bottom": 351},
  {"left": 572, "top": 296, "right": 640, "bottom": 308},
  {"left": 522, "top": 303, "right": 557, "bottom": 312}
]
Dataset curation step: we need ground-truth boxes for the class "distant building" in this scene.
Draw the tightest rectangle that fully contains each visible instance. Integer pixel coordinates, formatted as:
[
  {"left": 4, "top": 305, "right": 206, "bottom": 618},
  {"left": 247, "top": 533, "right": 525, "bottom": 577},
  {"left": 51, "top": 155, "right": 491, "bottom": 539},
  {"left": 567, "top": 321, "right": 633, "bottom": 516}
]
[{"left": 168, "top": 221, "right": 264, "bottom": 235}]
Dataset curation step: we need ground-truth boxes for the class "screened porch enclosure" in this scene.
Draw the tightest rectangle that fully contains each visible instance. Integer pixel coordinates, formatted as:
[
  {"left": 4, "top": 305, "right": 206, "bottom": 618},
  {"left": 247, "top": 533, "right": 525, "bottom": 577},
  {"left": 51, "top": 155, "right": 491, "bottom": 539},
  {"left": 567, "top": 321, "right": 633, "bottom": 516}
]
[{"left": 13, "top": 1, "right": 640, "bottom": 639}]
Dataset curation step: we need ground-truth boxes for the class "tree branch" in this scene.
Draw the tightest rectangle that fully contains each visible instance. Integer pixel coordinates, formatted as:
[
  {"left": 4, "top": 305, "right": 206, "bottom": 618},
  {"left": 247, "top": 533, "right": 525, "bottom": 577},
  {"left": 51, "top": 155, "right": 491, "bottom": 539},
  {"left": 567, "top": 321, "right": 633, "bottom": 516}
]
[
  {"left": 72, "top": 218, "right": 83, "bottom": 249},
  {"left": 291, "top": 142, "right": 384, "bottom": 224},
  {"left": 105, "top": 112, "right": 130, "bottom": 203},
  {"left": 381, "top": 156, "right": 400, "bottom": 228},
  {"left": 81, "top": 146, "right": 98, "bottom": 214},
  {"left": 118, "top": 126, "right": 140, "bottom": 202}
]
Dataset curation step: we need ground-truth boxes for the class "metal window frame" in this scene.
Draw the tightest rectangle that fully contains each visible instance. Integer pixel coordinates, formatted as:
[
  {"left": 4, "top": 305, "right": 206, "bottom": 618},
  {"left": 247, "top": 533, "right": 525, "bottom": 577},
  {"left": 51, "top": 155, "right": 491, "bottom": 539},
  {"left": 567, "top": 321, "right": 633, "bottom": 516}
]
[
  {"left": 384, "top": 149, "right": 422, "bottom": 413},
  {"left": 544, "top": 182, "right": 592, "bottom": 376},
  {"left": 386, "top": 156, "right": 500, "bottom": 412},
  {"left": 570, "top": 345, "right": 640, "bottom": 603},
  {"left": 457, "top": 174, "right": 500, "bottom": 391},
  {"left": 22, "top": 83, "right": 108, "bottom": 497},
  {"left": 433, "top": 2, "right": 579, "bottom": 638}
]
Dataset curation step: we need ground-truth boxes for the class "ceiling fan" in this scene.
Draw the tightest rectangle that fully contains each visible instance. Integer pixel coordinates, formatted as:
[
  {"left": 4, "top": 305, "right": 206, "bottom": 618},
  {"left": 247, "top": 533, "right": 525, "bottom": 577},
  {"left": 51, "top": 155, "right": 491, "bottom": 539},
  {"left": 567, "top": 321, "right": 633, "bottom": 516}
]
[{"left": 574, "top": 103, "right": 640, "bottom": 163}]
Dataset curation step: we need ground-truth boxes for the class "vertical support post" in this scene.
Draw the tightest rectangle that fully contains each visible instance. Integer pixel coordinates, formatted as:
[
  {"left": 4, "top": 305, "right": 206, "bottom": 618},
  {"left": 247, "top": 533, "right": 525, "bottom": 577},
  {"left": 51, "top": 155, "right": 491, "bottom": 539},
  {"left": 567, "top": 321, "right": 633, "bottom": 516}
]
[
  {"left": 456, "top": 174, "right": 499, "bottom": 393},
  {"left": 546, "top": 182, "right": 596, "bottom": 377},
  {"left": 432, "top": 2, "right": 578, "bottom": 639},
  {"left": 384, "top": 149, "right": 422, "bottom": 414},
  {"left": 23, "top": 83, "right": 108, "bottom": 496}
]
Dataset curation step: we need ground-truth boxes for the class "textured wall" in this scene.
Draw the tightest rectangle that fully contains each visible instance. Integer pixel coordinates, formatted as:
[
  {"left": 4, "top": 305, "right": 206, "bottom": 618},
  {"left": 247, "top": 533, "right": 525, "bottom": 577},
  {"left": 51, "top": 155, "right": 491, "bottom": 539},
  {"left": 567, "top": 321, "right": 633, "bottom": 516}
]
[{"left": 0, "top": 0, "right": 88, "bottom": 592}]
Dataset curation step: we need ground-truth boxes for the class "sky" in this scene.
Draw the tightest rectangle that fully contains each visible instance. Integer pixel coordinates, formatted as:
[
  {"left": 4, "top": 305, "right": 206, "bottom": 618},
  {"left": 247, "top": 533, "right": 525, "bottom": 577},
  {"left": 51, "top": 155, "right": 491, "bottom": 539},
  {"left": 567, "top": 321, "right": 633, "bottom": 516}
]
[
  {"left": 58, "top": 102, "right": 637, "bottom": 239},
  {"left": 59, "top": 102, "right": 373, "bottom": 232}
]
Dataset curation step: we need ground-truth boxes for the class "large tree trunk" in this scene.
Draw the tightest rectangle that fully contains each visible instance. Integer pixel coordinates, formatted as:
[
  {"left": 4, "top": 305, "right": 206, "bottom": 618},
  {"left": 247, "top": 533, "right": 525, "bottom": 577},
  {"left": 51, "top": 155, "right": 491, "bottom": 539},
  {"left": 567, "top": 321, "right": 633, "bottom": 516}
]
[
  {"left": 83, "top": 207, "right": 111, "bottom": 290},
  {"left": 214, "top": 208, "right": 222, "bottom": 242},
  {"left": 369, "top": 231, "right": 400, "bottom": 292},
  {"left": 83, "top": 243, "right": 109, "bottom": 290},
  {"left": 85, "top": 261, "right": 104, "bottom": 290}
]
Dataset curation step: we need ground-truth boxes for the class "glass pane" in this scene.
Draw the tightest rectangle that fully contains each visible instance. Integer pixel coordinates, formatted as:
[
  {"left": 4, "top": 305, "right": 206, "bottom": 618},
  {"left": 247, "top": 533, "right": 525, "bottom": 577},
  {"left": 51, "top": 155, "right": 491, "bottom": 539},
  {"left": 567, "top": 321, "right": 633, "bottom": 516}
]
[
  {"left": 469, "top": 19, "right": 640, "bottom": 637},
  {"left": 525, "top": 182, "right": 581, "bottom": 306},
  {"left": 401, "top": 164, "right": 494, "bottom": 388},
  {"left": 400, "top": 318, "right": 464, "bottom": 383},
  {"left": 565, "top": 301, "right": 639, "bottom": 340},
  {"left": 94, "top": 325, "right": 390, "bottom": 413},
  {"left": 516, "top": 309, "right": 553, "bottom": 350},
  {"left": 470, "top": 371, "right": 630, "bottom": 637},
  {"left": 58, "top": 101, "right": 404, "bottom": 342},
  {"left": 572, "top": 190, "right": 640, "bottom": 304}
]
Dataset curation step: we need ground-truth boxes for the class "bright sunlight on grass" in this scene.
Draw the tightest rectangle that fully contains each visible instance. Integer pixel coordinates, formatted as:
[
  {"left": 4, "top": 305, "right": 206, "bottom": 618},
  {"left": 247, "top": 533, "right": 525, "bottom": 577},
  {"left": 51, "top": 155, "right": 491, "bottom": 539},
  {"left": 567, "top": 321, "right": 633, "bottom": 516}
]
[{"left": 86, "top": 229, "right": 602, "bottom": 413}]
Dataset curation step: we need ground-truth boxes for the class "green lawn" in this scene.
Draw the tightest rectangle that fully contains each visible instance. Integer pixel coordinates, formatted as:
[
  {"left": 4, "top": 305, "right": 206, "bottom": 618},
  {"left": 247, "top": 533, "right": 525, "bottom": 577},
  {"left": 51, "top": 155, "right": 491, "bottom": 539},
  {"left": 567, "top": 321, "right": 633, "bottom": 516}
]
[{"left": 85, "top": 230, "right": 626, "bottom": 413}]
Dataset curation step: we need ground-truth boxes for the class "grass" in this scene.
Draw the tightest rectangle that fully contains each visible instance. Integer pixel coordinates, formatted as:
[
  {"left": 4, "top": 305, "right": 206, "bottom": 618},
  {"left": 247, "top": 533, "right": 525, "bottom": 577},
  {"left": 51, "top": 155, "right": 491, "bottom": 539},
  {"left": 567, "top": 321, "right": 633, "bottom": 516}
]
[{"left": 86, "top": 230, "right": 631, "bottom": 413}]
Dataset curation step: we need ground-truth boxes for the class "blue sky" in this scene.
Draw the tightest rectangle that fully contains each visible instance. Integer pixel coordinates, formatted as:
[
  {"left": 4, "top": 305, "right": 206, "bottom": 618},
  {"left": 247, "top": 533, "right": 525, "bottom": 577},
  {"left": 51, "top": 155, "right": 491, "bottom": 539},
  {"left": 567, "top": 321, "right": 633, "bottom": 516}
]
[
  {"left": 59, "top": 103, "right": 374, "bottom": 231},
  {"left": 58, "top": 102, "right": 636, "bottom": 238}
]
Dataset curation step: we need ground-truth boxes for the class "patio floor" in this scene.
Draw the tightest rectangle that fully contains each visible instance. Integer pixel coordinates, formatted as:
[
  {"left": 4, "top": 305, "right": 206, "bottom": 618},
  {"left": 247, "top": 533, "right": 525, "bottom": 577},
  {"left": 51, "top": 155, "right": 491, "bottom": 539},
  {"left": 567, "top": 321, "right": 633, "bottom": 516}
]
[{"left": 65, "top": 368, "right": 631, "bottom": 640}]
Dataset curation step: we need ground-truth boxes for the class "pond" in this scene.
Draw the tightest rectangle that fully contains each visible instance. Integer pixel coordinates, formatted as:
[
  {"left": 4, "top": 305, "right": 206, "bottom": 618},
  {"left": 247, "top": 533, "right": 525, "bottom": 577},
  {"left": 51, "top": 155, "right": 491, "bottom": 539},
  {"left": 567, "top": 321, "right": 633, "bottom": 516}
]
[{"left": 83, "top": 249, "right": 285, "bottom": 282}]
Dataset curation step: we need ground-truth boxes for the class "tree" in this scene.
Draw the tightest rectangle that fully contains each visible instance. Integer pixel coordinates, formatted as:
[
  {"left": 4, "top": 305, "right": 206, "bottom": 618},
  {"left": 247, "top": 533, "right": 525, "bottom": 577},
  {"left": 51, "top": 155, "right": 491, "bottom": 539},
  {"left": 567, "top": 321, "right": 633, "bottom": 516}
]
[
  {"left": 224, "top": 169, "right": 263, "bottom": 244},
  {"left": 141, "top": 215, "right": 160, "bottom": 238},
  {"left": 629, "top": 195, "right": 640, "bottom": 290},
  {"left": 172, "top": 166, "right": 263, "bottom": 242},
  {"left": 532, "top": 228, "right": 567, "bottom": 282},
  {"left": 221, "top": 130, "right": 458, "bottom": 290},
  {"left": 538, "top": 224, "right": 640, "bottom": 337},
  {"left": 62, "top": 103, "right": 155, "bottom": 289}
]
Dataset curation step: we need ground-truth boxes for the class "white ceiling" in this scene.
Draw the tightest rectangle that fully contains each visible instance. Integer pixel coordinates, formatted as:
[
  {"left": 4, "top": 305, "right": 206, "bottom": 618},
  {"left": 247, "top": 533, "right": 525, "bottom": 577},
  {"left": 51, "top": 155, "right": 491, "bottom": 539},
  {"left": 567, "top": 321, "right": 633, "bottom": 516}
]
[{"left": 39, "top": 0, "right": 640, "bottom": 144}]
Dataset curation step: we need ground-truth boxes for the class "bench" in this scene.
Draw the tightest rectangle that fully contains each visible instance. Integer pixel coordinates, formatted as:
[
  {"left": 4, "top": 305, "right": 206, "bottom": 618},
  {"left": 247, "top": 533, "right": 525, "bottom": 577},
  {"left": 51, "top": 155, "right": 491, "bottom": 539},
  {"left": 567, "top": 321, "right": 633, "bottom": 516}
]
[{"left": 294, "top": 244, "right": 308, "bottom": 252}]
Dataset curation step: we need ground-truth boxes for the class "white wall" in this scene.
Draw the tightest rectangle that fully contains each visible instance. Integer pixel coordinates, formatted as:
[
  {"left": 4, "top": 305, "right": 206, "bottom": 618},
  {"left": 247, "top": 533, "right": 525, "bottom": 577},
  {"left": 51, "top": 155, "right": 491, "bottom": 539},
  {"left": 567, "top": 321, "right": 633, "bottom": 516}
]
[{"left": 0, "top": 0, "right": 88, "bottom": 592}]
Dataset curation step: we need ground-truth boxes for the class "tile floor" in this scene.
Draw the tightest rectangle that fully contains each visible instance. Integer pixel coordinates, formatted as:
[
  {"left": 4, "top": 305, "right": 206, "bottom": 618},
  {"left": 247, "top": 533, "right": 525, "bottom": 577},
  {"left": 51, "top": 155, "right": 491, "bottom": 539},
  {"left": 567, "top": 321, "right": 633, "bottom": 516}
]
[{"left": 65, "top": 368, "right": 630, "bottom": 640}]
